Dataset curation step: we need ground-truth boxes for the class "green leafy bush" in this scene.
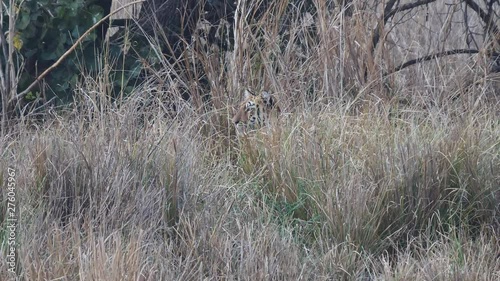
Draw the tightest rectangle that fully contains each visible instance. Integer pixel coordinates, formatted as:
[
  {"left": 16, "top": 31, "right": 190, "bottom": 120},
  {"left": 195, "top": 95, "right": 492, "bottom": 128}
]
[{"left": 2, "top": 0, "right": 107, "bottom": 103}]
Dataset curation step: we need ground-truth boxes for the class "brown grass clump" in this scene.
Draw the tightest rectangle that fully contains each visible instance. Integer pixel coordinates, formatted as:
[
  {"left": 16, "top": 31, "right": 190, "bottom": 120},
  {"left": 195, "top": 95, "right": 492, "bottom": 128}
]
[{"left": 1, "top": 0, "right": 499, "bottom": 280}]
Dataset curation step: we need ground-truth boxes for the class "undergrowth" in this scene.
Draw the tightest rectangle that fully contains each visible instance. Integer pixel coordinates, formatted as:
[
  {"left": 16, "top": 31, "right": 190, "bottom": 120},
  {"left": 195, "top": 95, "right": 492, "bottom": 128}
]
[{"left": 1, "top": 0, "right": 499, "bottom": 280}]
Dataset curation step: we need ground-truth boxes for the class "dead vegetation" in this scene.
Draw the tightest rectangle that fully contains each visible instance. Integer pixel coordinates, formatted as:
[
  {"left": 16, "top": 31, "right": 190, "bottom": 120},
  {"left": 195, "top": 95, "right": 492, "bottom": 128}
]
[{"left": 1, "top": 0, "right": 499, "bottom": 280}]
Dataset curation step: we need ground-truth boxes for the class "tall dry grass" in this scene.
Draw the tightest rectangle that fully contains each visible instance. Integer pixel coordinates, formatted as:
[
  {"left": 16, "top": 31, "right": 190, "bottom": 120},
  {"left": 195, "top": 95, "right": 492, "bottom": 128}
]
[{"left": 1, "top": 0, "right": 499, "bottom": 280}]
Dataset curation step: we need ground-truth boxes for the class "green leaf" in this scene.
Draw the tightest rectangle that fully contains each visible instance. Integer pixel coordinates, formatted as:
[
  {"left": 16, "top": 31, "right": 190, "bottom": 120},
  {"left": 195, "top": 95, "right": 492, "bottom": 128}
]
[
  {"left": 17, "top": 13, "right": 31, "bottom": 30},
  {"left": 25, "top": 91, "right": 39, "bottom": 101},
  {"left": 40, "top": 50, "right": 57, "bottom": 61}
]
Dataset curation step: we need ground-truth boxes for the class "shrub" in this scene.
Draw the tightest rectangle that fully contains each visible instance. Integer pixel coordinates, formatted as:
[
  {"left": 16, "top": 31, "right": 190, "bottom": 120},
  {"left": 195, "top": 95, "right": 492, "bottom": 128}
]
[{"left": 1, "top": 0, "right": 109, "bottom": 104}]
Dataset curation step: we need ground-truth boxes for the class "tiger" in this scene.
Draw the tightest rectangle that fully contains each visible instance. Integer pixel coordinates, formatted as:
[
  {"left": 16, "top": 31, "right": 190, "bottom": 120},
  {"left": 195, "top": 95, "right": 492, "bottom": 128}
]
[{"left": 232, "top": 89, "right": 281, "bottom": 134}]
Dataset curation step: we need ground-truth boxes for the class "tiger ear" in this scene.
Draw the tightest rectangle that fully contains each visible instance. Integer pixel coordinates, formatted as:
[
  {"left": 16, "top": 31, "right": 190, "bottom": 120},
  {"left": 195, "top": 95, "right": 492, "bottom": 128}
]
[
  {"left": 244, "top": 89, "right": 254, "bottom": 100},
  {"left": 261, "top": 91, "right": 271, "bottom": 102}
]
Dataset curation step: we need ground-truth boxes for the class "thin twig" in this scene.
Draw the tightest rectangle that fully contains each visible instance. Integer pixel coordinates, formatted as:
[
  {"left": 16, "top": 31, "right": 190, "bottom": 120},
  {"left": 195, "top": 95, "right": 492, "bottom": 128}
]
[{"left": 0, "top": 24, "right": 7, "bottom": 93}]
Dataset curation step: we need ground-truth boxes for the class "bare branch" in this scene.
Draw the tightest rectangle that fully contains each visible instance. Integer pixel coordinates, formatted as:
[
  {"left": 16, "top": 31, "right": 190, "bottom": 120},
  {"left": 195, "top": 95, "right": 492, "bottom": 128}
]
[
  {"left": 464, "top": 0, "right": 500, "bottom": 41},
  {"left": 385, "top": 0, "right": 437, "bottom": 21},
  {"left": 385, "top": 49, "right": 480, "bottom": 75},
  {"left": 372, "top": 0, "right": 437, "bottom": 52},
  {"left": 371, "top": 0, "right": 398, "bottom": 52},
  {"left": 0, "top": 28, "right": 6, "bottom": 90}
]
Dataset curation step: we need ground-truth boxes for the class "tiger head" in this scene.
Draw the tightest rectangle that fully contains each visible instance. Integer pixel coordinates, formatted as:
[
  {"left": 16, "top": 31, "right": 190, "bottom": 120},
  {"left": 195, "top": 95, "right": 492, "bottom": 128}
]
[{"left": 232, "top": 89, "right": 280, "bottom": 134}]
